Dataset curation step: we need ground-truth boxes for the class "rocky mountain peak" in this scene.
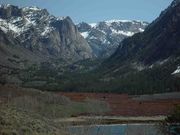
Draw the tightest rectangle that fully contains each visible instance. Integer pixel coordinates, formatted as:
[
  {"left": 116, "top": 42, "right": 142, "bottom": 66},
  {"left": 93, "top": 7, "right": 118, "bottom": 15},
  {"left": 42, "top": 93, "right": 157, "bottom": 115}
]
[
  {"left": 22, "top": 6, "right": 49, "bottom": 17},
  {"left": 77, "top": 20, "right": 148, "bottom": 58},
  {"left": 92, "top": 0, "right": 180, "bottom": 94},
  {"left": 0, "top": 5, "right": 93, "bottom": 63},
  {"left": 77, "top": 22, "right": 91, "bottom": 32}
]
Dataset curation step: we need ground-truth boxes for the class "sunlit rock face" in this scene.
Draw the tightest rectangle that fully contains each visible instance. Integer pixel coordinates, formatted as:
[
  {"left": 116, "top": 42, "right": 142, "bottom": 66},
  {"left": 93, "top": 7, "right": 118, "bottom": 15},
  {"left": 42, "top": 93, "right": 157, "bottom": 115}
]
[{"left": 0, "top": 5, "right": 93, "bottom": 62}]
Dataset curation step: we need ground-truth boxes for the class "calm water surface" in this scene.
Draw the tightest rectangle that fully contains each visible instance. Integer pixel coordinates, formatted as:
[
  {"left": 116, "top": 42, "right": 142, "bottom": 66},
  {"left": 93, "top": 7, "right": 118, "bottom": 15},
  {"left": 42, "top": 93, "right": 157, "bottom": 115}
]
[{"left": 69, "top": 124, "right": 163, "bottom": 135}]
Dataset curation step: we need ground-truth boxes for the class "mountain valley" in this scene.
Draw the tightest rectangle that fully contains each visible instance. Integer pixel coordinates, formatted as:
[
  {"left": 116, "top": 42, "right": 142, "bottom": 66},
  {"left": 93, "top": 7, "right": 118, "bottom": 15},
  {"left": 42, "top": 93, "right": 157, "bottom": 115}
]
[{"left": 0, "top": 1, "right": 180, "bottom": 94}]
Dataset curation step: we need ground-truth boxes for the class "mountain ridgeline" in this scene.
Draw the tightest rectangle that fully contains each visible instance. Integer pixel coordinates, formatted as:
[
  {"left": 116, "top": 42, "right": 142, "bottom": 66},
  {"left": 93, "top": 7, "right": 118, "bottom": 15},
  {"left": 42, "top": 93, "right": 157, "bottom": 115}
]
[
  {"left": 0, "top": 4, "right": 95, "bottom": 85},
  {"left": 87, "top": 0, "right": 180, "bottom": 94},
  {"left": 53, "top": 0, "right": 180, "bottom": 94},
  {"left": 0, "top": 4, "right": 93, "bottom": 67},
  {"left": 109, "top": 0, "right": 180, "bottom": 65},
  {"left": 77, "top": 20, "right": 148, "bottom": 58},
  {"left": 0, "top": 0, "right": 180, "bottom": 94}
]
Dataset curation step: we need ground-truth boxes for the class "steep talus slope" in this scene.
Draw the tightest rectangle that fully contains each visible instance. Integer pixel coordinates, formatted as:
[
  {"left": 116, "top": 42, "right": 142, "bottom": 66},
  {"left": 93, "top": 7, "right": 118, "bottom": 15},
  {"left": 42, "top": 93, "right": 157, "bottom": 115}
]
[{"left": 77, "top": 20, "right": 148, "bottom": 57}]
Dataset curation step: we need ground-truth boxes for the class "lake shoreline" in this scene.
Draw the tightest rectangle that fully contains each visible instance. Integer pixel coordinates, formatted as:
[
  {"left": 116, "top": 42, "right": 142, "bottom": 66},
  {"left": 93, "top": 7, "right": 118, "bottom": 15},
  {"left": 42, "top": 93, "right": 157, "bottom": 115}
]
[
  {"left": 68, "top": 122, "right": 162, "bottom": 135},
  {"left": 57, "top": 115, "right": 166, "bottom": 126}
]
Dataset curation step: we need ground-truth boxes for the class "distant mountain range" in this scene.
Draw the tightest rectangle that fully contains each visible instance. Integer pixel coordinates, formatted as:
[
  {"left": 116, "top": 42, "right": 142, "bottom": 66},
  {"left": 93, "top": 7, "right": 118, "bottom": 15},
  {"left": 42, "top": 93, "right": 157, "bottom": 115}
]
[
  {"left": 77, "top": 20, "right": 148, "bottom": 57},
  {"left": 90, "top": 0, "right": 180, "bottom": 94},
  {"left": 0, "top": 4, "right": 148, "bottom": 70},
  {"left": 104, "top": 0, "right": 180, "bottom": 69},
  {"left": 0, "top": 0, "right": 180, "bottom": 94}
]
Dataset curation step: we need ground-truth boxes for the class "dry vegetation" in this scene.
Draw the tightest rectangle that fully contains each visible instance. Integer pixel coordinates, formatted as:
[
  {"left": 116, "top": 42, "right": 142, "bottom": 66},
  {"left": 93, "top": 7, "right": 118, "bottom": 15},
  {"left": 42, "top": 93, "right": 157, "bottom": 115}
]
[
  {"left": 59, "top": 92, "right": 180, "bottom": 116},
  {"left": 0, "top": 85, "right": 109, "bottom": 135}
]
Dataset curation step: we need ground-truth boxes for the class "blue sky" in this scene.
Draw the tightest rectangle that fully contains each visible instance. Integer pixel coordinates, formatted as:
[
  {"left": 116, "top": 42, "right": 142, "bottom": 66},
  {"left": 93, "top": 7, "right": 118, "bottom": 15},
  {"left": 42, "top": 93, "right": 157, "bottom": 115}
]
[{"left": 0, "top": 0, "right": 172, "bottom": 23}]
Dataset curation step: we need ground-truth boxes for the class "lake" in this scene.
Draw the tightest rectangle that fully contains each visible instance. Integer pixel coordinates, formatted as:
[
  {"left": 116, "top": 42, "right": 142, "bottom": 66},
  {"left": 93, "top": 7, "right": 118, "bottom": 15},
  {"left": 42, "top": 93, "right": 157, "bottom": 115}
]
[{"left": 68, "top": 123, "right": 163, "bottom": 135}]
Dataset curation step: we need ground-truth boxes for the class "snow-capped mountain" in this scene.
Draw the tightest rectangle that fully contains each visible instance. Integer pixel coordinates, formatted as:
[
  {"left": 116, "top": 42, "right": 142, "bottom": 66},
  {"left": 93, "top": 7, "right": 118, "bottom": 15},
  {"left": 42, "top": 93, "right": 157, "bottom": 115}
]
[
  {"left": 94, "top": 0, "right": 180, "bottom": 93},
  {"left": 77, "top": 20, "right": 148, "bottom": 57},
  {"left": 172, "top": 66, "right": 180, "bottom": 77},
  {"left": 0, "top": 4, "right": 93, "bottom": 63},
  {"left": 0, "top": 4, "right": 149, "bottom": 61}
]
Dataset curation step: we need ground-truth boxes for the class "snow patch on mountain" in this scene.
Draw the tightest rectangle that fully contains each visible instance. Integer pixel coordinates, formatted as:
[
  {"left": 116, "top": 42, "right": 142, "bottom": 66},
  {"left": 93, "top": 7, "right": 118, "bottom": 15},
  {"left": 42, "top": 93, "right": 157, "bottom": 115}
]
[
  {"left": 89, "top": 23, "right": 97, "bottom": 28},
  {"left": 0, "top": 5, "right": 60, "bottom": 37},
  {"left": 41, "top": 26, "right": 54, "bottom": 36},
  {"left": 77, "top": 20, "right": 149, "bottom": 57},
  {"left": 22, "top": 6, "right": 41, "bottom": 11},
  {"left": 81, "top": 32, "right": 89, "bottom": 38},
  {"left": 56, "top": 16, "right": 68, "bottom": 21},
  {"left": 111, "top": 28, "right": 135, "bottom": 36},
  {"left": 89, "top": 36, "right": 97, "bottom": 40},
  {"left": 0, "top": 18, "right": 28, "bottom": 35},
  {"left": 0, "top": 4, "right": 94, "bottom": 61},
  {"left": 105, "top": 20, "right": 134, "bottom": 26},
  {"left": 172, "top": 66, "right": 180, "bottom": 75},
  {"left": 0, "top": 26, "right": 8, "bottom": 33},
  {"left": 139, "top": 28, "right": 144, "bottom": 32}
]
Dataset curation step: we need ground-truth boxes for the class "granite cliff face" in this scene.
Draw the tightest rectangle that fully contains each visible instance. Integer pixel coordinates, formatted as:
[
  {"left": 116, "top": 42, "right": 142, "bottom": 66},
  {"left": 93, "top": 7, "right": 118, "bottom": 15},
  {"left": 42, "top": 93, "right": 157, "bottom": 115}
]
[{"left": 0, "top": 4, "right": 93, "bottom": 65}]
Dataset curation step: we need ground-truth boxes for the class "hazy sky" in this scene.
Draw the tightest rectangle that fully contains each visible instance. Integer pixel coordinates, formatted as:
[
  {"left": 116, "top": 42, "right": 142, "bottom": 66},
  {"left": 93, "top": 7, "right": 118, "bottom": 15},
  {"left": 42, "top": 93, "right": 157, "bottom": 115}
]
[{"left": 0, "top": 0, "right": 172, "bottom": 23}]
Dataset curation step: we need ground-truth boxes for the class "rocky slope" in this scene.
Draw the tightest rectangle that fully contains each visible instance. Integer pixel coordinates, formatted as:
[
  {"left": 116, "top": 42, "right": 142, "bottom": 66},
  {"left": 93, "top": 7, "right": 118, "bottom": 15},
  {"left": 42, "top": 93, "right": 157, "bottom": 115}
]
[
  {"left": 103, "top": 0, "right": 180, "bottom": 70},
  {"left": 77, "top": 20, "right": 148, "bottom": 57},
  {"left": 95, "top": 0, "right": 180, "bottom": 93},
  {"left": 0, "top": 4, "right": 93, "bottom": 66},
  {"left": 56, "top": 0, "right": 180, "bottom": 94},
  {"left": 109, "top": 0, "right": 180, "bottom": 65},
  {"left": 0, "top": 4, "right": 95, "bottom": 85},
  {"left": 1, "top": 1, "right": 180, "bottom": 94}
]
